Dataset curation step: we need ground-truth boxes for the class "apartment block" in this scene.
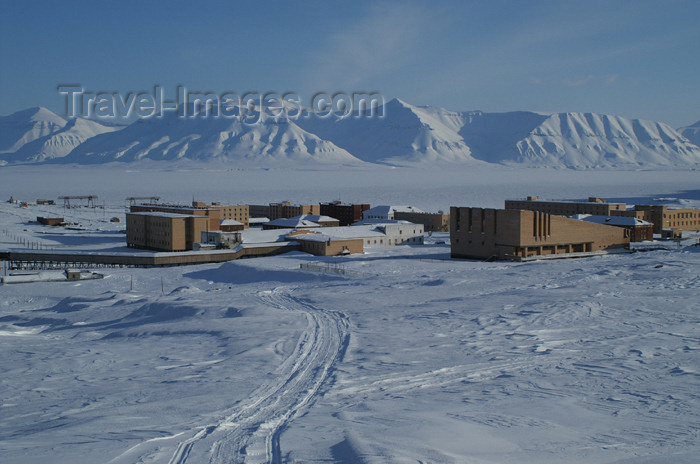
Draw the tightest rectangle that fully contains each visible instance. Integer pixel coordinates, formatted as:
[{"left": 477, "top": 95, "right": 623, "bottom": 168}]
[
  {"left": 613, "top": 205, "right": 700, "bottom": 234},
  {"left": 451, "top": 207, "right": 629, "bottom": 260},
  {"left": 505, "top": 196, "right": 626, "bottom": 217},
  {"left": 126, "top": 212, "right": 209, "bottom": 251},
  {"left": 268, "top": 201, "right": 320, "bottom": 220},
  {"left": 194, "top": 202, "right": 249, "bottom": 228},
  {"left": 131, "top": 203, "right": 220, "bottom": 231},
  {"left": 319, "top": 201, "right": 370, "bottom": 226}
]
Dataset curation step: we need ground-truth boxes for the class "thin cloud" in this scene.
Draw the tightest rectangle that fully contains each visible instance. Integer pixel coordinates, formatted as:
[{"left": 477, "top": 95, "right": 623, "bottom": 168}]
[{"left": 305, "top": 2, "right": 435, "bottom": 90}]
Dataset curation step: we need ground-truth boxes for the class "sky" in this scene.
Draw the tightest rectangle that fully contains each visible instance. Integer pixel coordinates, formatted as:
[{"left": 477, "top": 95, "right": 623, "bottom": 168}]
[{"left": 1, "top": 0, "right": 699, "bottom": 127}]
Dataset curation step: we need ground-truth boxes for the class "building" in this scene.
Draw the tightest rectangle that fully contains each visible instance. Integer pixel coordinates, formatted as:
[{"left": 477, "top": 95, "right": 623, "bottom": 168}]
[
  {"left": 220, "top": 219, "right": 245, "bottom": 232},
  {"left": 126, "top": 212, "right": 209, "bottom": 251},
  {"left": 450, "top": 207, "right": 629, "bottom": 261},
  {"left": 268, "top": 201, "right": 320, "bottom": 220},
  {"left": 200, "top": 230, "right": 242, "bottom": 249},
  {"left": 505, "top": 196, "right": 627, "bottom": 217},
  {"left": 249, "top": 204, "right": 271, "bottom": 218},
  {"left": 263, "top": 217, "right": 322, "bottom": 230},
  {"left": 394, "top": 211, "right": 450, "bottom": 232},
  {"left": 319, "top": 201, "right": 370, "bottom": 226},
  {"left": 131, "top": 204, "right": 220, "bottom": 231},
  {"left": 363, "top": 205, "right": 424, "bottom": 221},
  {"left": 612, "top": 205, "right": 700, "bottom": 234},
  {"left": 37, "top": 216, "right": 65, "bottom": 226},
  {"left": 575, "top": 215, "right": 653, "bottom": 242},
  {"left": 286, "top": 230, "right": 364, "bottom": 256},
  {"left": 194, "top": 202, "right": 249, "bottom": 228}
]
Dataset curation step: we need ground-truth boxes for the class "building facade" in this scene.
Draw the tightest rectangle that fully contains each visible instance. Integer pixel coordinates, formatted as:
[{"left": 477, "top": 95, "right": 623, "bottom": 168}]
[
  {"left": 505, "top": 196, "right": 627, "bottom": 217},
  {"left": 319, "top": 202, "right": 371, "bottom": 226},
  {"left": 268, "top": 202, "right": 320, "bottom": 220},
  {"left": 613, "top": 205, "right": 700, "bottom": 234},
  {"left": 194, "top": 202, "right": 249, "bottom": 228},
  {"left": 363, "top": 205, "right": 424, "bottom": 221},
  {"left": 131, "top": 204, "right": 221, "bottom": 231},
  {"left": 126, "top": 212, "right": 209, "bottom": 251},
  {"left": 451, "top": 207, "right": 629, "bottom": 260},
  {"left": 394, "top": 211, "right": 450, "bottom": 232},
  {"left": 577, "top": 215, "right": 653, "bottom": 242}
]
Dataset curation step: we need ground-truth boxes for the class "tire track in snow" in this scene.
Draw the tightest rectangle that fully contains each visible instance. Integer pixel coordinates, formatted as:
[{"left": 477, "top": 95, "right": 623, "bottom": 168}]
[{"left": 106, "top": 286, "right": 348, "bottom": 464}]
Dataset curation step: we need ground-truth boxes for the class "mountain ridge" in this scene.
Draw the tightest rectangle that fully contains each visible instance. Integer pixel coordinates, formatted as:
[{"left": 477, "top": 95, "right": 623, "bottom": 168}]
[{"left": 2, "top": 101, "right": 699, "bottom": 169}]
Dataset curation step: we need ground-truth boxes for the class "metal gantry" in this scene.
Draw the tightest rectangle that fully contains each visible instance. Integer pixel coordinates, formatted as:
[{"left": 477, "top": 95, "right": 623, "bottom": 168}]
[{"left": 58, "top": 195, "right": 98, "bottom": 208}]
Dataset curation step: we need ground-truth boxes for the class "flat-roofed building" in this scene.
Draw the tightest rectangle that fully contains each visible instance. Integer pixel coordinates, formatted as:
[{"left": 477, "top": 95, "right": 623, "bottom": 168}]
[
  {"left": 451, "top": 207, "right": 629, "bottom": 261},
  {"left": 286, "top": 230, "right": 364, "bottom": 256},
  {"left": 319, "top": 201, "right": 370, "bottom": 226},
  {"left": 268, "top": 201, "right": 320, "bottom": 220},
  {"left": 363, "top": 205, "right": 424, "bottom": 221},
  {"left": 219, "top": 219, "right": 245, "bottom": 232},
  {"left": 394, "top": 211, "right": 450, "bottom": 232},
  {"left": 612, "top": 205, "right": 700, "bottom": 234},
  {"left": 194, "top": 202, "right": 249, "bottom": 228},
  {"left": 131, "top": 203, "right": 220, "bottom": 231},
  {"left": 505, "top": 196, "right": 626, "bottom": 217},
  {"left": 249, "top": 204, "right": 270, "bottom": 219},
  {"left": 127, "top": 212, "right": 209, "bottom": 251}
]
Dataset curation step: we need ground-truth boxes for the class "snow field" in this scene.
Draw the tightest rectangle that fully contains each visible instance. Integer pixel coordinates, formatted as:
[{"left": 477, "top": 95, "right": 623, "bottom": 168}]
[{"left": 1, "top": 167, "right": 699, "bottom": 462}]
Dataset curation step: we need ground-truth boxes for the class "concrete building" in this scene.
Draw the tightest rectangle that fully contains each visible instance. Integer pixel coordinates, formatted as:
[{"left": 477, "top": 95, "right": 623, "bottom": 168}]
[
  {"left": 268, "top": 201, "right": 320, "bottom": 220},
  {"left": 576, "top": 215, "right": 654, "bottom": 242},
  {"left": 220, "top": 219, "right": 245, "bottom": 232},
  {"left": 286, "top": 230, "right": 364, "bottom": 256},
  {"left": 363, "top": 205, "right": 424, "bottom": 221},
  {"left": 394, "top": 211, "right": 450, "bottom": 232},
  {"left": 450, "top": 207, "right": 629, "bottom": 261},
  {"left": 126, "top": 212, "right": 209, "bottom": 251},
  {"left": 37, "top": 217, "right": 65, "bottom": 226},
  {"left": 131, "top": 204, "right": 221, "bottom": 231},
  {"left": 505, "top": 196, "right": 627, "bottom": 217},
  {"left": 319, "top": 201, "right": 370, "bottom": 226},
  {"left": 248, "top": 204, "right": 270, "bottom": 219},
  {"left": 612, "top": 205, "right": 700, "bottom": 234},
  {"left": 194, "top": 202, "right": 249, "bottom": 228}
]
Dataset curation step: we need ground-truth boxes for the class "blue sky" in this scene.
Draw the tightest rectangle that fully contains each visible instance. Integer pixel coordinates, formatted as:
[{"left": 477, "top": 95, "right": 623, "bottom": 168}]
[{"left": 1, "top": 0, "right": 699, "bottom": 127}]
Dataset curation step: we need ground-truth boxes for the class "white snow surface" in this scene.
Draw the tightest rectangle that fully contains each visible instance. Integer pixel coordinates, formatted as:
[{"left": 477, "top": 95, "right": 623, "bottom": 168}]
[{"left": 1, "top": 167, "right": 700, "bottom": 463}]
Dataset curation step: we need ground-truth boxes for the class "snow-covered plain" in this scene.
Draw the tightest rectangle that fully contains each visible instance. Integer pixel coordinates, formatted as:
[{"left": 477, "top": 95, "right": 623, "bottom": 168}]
[{"left": 1, "top": 165, "right": 699, "bottom": 463}]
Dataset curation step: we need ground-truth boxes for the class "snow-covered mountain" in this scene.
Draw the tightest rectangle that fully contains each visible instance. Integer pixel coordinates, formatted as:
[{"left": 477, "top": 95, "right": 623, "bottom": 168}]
[
  {"left": 2, "top": 101, "right": 699, "bottom": 168},
  {"left": 480, "top": 112, "right": 700, "bottom": 168},
  {"left": 0, "top": 107, "right": 122, "bottom": 164},
  {"left": 297, "top": 98, "right": 478, "bottom": 164},
  {"left": 678, "top": 120, "right": 700, "bottom": 147},
  {"left": 60, "top": 106, "right": 363, "bottom": 166}
]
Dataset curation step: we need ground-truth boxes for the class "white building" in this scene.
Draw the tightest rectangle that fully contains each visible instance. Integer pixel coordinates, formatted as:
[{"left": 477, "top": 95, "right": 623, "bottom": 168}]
[{"left": 363, "top": 205, "right": 424, "bottom": 221}]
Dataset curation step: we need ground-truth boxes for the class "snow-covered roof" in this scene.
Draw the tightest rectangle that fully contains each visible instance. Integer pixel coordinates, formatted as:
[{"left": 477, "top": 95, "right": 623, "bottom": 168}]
[
  {"left": 363, "top": 205, "right": 425, "bottom": 217},
  {"left": 575, "top": 214, "right": 652, "bottom": 226},
  {"left": 293, "top": 214, "right": 338, "bottom": 223},
  {"left": 241, "top": 229, "right": 288, "bottom": 244},
  {"left": 127, "top": 211, "right": 196, "bottom": 219},
  {"left": 249, "top": 217, "right": 270, "bottom": 224},
  {"left": 220, "top": 219, "right": 243, "bottom": 226},
  {"left": 266, "top": 217, "right": 321, "bottom": 228},
  {"left": 352, "top": 218, "right": 414, "bottom": 226}
]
